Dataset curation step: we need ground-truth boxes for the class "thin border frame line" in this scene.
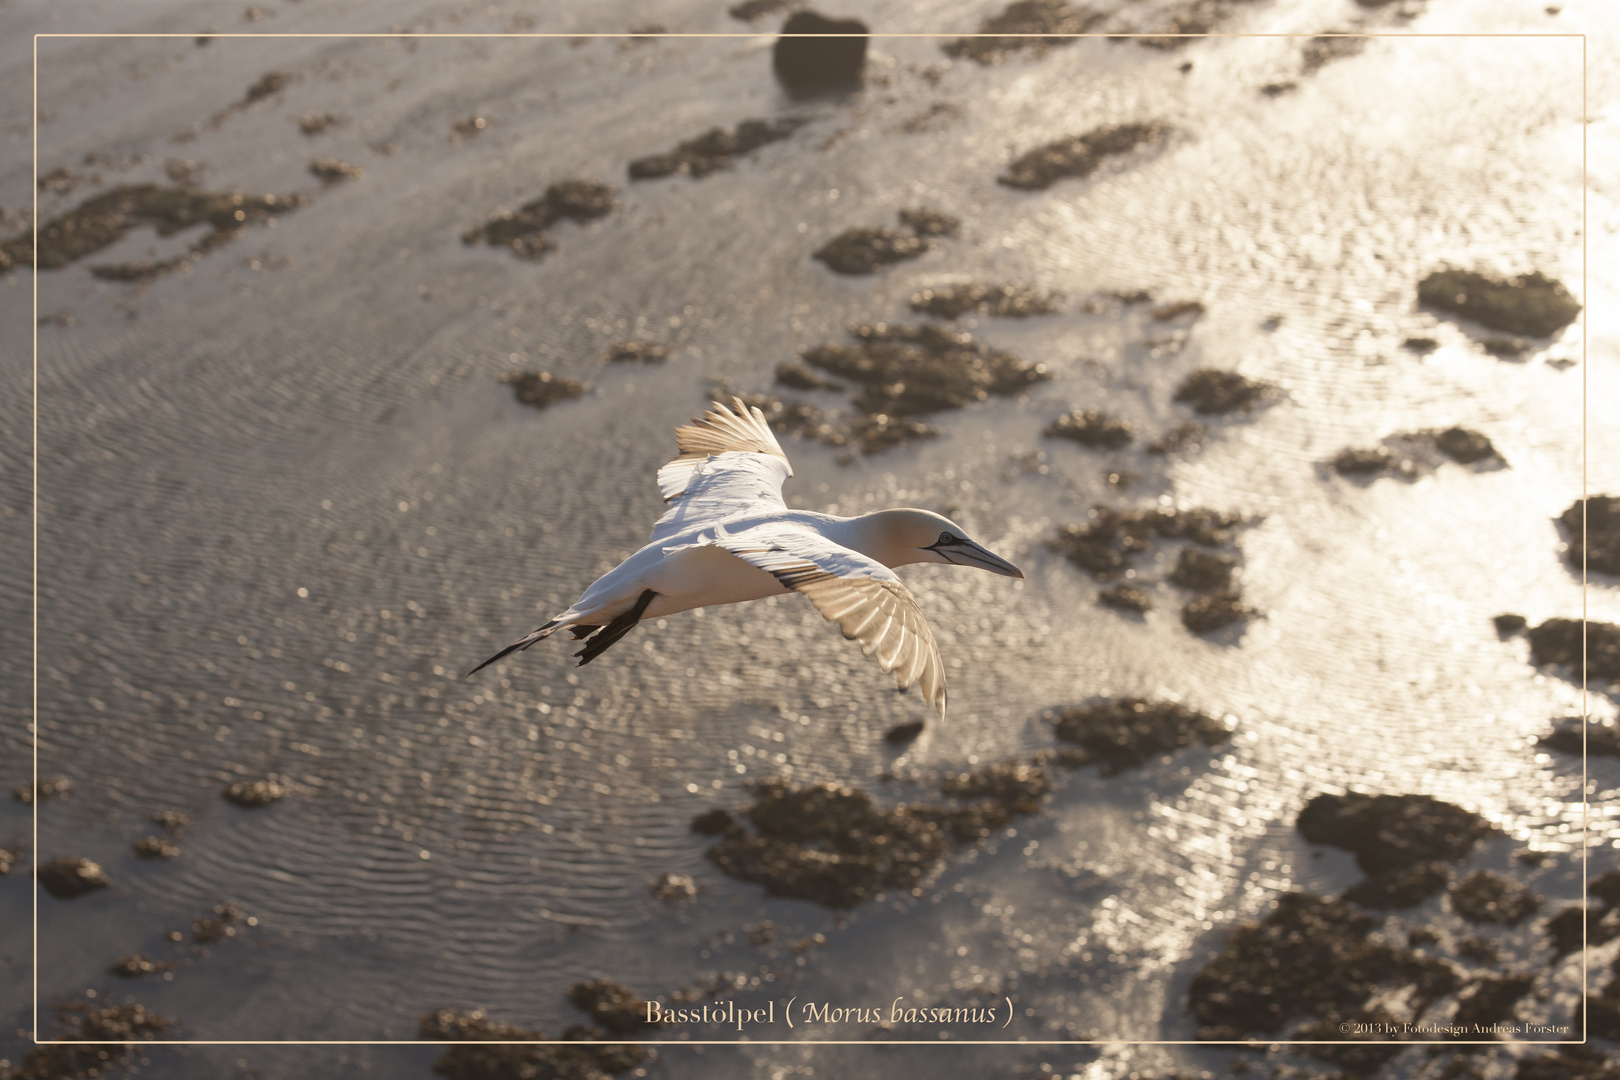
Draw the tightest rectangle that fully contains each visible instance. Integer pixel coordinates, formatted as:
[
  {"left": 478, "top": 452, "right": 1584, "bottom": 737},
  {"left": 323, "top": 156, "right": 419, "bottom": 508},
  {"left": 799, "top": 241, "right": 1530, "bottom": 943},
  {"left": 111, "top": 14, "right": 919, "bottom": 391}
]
[{"left": 29, "top": 24, "right": 1589, "bottom": 1053}]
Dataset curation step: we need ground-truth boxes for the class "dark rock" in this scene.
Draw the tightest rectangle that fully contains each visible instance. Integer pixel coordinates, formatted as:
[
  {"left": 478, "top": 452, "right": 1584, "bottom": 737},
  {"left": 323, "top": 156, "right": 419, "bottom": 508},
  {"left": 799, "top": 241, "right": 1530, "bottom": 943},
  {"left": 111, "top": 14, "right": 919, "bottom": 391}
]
[
  {"left": 193, "top": 903, "right": 245, "bottom": 942},
  {"left": 36, "top": 857, "right": 110, "bottom": 899},
  {"left": 1528, "top": 618, "right": 1620, "bottom": 680},
  {"left": 1587, "top": 995, "right": 1620, "bottom": 1040},
  {"left": 568, "top": 979, "right": 660, "bottom": 1033},
  {"left": 1545, "top": 898, "right": 1620, "bottom": 958},
  {"left": 938, "top": 762, "right": 1049, "bottom": 813},
  {"left": 651, "top": 872, "right": 697, "bottom": 902},
  {"left": 1297, "top": 792, "right": 1494, "bottom": 875},
  {"left": 1588, "top": 870, "right": 1620, "bottom": 908},
  {"left": 1342, "top": 861, "right": 1451, "bottom": 909},
  {"left": 1453, "top": 974, "right": 1535, "bottom": 1028},
  {"left": 1098, "top": 584, "right": 1152, "bottom": 612},
  {"left": 1045, "top": 410, "right": 1132, "bottom": 449},
  {"left": 89, "top": 256, "right": 191, "bottom": 281},
  {"left": 772, "top": 11, "right": 867, "bottom": 96},
  {"left": 1559, "top": 495, "right": 1620, "bottom": 576},
  {"left": 775, "top": 363, "right": 842, "bottom": 390},
  {"left": 706, "top": 779, "right": 947, "bottom": 907},
  {"left": 497, "top": 371, "right": 588, "bottom": 410},
  {"left": 1417, "top": 268, "right": 1582, "bottom": 338},
  {"left": 730, "top": 0, "right": 792, "bottom": 20},
  {"left": 1301, "top": 33, "right": 1365, "bottom": 72},
  {"left": 1457, "top": 935, "right": 1501, "bottom": 964},
  {"left": 1047, "top": 697, "right": 1229, "bottom": 774},
  {"left": 1, "top": 184, "right": 301, "bottom": 271},
  {"left": 628, "top": 118, "right": 808, "bottom": 180},
  {"left": 1152, "top": 299, "right": 1205, "bottom": 321},
  {"left": 1493, "top": 613, "right": 1527, "bottom": 635},
  {"left": 309, "top": 158, "right": 362, "bottom": 183},
  {"left": 1293, "top": 1018, "right": 1407, "bottom": 1072},
  {"left": 463, "top": 180, "right": 617, "bottom": 259},
  {"left": 419, "top": 1009, "right": 646, "bottom": 1079},
  {"left": 1332, "top": 446, "right": 1402, "bottom": 477},
  {"left": 298, "top": 111, "right": 343, "bottom": 135},
  {"left": 1168, "top": 548, "right": 1235, "bottom": 593},
  {"left": 1181, "top": 592, "right": 1252, "bottom": 633},
  {"left": 110, "top": 953, "right": 170, "bottom": 977},
  {"left": 812, "top": 227, "right": 927, "bottom": 274},
  {"left": 13, "top": 1000, "right": 176, "bottom": 1080},
  {"left": 1188, "top": 892, "right": 1458, "bottom": 1038},
  {"left": 1515, "top": 1048, "right": 1620, "bottom": 1080},
  {"left": 13, "top": 775, "right": 73, "bottom": 804},
  {"left": 690, "top": 808, "right": 738, "bottom": 836},
  {"left": 1173, "top": 369, "right": 1271, "bottom": 415},
  {"left": 999, "top": 122, "right": 1169, "bottom": 191},
  {"left": 1450, "top": 871, "right": 1541, "bottom": 925},
  {"left": 244, "top": 70, "right": 291, "bottom": 103},
  {"left": 1047, "top": 506, "right": 1240, "bottom": 580},
  {"left": 942, "top": 0, "right": 1105, "bottom": 64},
  {"left": 884, "top": 720, "right": 925, "bottom": 744},
  {"left": 134, "top": 835, "right": 180, "bottom": 859},
  {"left": 897, "top": 208, "right": 960, "bottom": 237},
  {"left": 1261, "top": 82, "right": 1299, "bottom": 98},
  {"left": 1147, "top": 420, "right": 1205, "bottom": 455},
  {"left": 1484, "top": 336, "right": 1529, "bottom": 358},
  {"left": 1402, "top": 336, "right": 1440, "bottom": 354},
  {"left": 1407, "top": 927, "right": 1440, "bottom": 947},
  {"left": 801, "top": 323, "right": 1048, "bottom": 416},
  {"left": 1435, "top": 427, "right": 1498, "bottom": 464},
  {"left": 604, "top": 341, "right": 667, "bottom": 364},
  {"left": 222, "top": 777, "right": 287, "bottom": 807},
  {"left": 909, "top": 282, "right": 1058, "bottom": 319}
]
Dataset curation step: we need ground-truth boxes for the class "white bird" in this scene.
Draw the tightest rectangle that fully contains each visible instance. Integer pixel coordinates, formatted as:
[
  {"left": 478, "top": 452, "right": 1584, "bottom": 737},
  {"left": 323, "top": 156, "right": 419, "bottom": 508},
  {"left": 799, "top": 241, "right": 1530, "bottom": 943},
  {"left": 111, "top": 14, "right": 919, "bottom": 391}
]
[{"left": 468, "top": 398, "right": 1024, "bottom": 717}]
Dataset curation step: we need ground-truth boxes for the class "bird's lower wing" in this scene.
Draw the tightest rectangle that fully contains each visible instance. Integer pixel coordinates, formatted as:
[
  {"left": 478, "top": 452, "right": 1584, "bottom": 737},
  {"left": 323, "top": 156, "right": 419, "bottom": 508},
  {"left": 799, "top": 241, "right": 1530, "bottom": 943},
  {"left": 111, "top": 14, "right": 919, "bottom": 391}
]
[
  {"left": 650, "top": 399, "right": 793, "bottom": 546},
  {"left": 709, "top": 527, "right": 947, "bottom": 718}
]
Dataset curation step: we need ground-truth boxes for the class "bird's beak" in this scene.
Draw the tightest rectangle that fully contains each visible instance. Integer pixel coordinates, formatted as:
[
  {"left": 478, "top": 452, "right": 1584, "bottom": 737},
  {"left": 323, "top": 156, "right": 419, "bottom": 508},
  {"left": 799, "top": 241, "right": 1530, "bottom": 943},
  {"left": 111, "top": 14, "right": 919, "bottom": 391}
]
[{"left": 940, "top": 538, "right": 1025, "bottom": 579}]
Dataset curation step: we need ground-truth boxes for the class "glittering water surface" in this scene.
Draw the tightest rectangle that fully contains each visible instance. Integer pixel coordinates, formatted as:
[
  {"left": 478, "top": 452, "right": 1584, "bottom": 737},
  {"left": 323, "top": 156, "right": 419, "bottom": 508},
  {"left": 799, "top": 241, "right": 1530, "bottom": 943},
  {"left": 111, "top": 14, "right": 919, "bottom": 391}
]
[{"left": 1, "top": 0, "right": 1615, "bottom": 1076}]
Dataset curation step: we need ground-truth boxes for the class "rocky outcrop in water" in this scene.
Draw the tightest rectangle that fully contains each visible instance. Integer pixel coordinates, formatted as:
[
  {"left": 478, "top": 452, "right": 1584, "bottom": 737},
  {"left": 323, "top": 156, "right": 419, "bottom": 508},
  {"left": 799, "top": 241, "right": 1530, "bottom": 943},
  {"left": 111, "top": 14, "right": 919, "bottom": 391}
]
[
  {"left": 1418, "top": 268, "right": 1581, "bottom": 338},
  {"left": 1045, "top": 697, "right": 1230, "bottom": 773},
  {"left": 999, "top": 122, "right": 1169, "bottom": 191},
  {"left": 772, "top": 12, "right": 868, "bottom": 96}
]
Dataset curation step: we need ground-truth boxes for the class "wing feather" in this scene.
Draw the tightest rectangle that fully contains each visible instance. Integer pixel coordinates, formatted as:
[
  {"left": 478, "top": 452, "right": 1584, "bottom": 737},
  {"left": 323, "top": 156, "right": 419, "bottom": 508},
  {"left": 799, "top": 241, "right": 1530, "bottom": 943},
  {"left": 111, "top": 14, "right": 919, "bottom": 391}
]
[
  {"left": 707, "top": 524, "right": 948, "bottom": 718},
  {"left": 650, "top": 399, "right": 793, "bottom": 546}
]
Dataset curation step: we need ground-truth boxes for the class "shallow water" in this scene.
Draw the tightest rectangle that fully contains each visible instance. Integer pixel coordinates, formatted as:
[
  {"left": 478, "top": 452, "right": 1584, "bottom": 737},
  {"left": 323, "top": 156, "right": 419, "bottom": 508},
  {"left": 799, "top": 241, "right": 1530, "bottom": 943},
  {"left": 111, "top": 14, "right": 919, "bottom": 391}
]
[{"left": 2, "top": 0, "right": 1616, "bottom": 1076}]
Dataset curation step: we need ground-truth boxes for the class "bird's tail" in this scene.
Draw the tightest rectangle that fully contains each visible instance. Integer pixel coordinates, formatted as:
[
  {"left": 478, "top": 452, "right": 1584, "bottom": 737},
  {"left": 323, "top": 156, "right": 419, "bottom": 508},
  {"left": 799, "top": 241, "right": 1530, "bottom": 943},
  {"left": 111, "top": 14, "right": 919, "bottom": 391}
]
[{"left": 465, "top": 617, "right": 572, "bottom": 677}]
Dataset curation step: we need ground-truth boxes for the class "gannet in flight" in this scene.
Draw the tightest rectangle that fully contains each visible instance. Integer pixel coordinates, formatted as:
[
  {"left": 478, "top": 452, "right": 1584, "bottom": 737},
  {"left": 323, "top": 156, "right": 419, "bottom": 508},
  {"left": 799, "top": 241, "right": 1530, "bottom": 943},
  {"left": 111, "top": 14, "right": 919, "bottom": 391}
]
[{"left": 468, "top": 398, "right": 1023, "bottom": 717}]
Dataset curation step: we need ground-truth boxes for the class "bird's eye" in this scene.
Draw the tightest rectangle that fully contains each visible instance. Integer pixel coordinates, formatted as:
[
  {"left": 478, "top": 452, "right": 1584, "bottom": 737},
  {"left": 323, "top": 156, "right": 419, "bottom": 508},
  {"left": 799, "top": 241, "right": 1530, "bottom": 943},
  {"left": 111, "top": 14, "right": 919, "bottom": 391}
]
[{"left": 938, "top": 531, "right": 954, "bottom": 545}]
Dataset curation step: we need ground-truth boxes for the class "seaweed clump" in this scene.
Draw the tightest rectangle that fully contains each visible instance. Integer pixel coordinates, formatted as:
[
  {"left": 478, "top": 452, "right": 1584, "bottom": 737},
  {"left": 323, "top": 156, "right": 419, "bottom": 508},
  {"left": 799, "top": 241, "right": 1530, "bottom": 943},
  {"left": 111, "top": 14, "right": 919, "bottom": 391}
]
[
  {"left": 498, "top": 371, "right": 588, "bottom": 411},
  {"left": 462, "top": 180, "right": 617, "bottom": 261},
  {"left": 909, "top": 282, "right": 1059, "bottom": 320},
  {"left": 1172, "top": 369, "right": 1271, "bottom": 415},
  {"left": 1298, "top": 791, "right": 1494, "bottom": 911},
  {"left": 418, "top": 1009, "right": 646, "bottom": 1080},
  {"left": 1045, "top": 409, "right": 1132, "bottom": 449},
  {"left": 1045, "top": 697, "right": 1230, "bottom": 773},
  {"left": 1449, "top": 870, "right": 1541, "bottom": 926},
  {"left": 999, "top": 122, "right": 1169, "bottom": 191},
  {"left": 1188, "top": 892, "right": 1459, "bottom": 1041},
  {"left": 941, "top": 0, "right": 1106, "bottom": 64},
  {"left": 1417, "top": 268, "right": 1581, "bottom": 338},
  {"left": 629, "top": 118, "right": 808, "bottom": 180},
  {"left": 802, "top": 323, "right": 1049, "bottom": 416},
  {"left": 1559, "top": 495, "right": 1620, "bottom": 576},
  {"left": 223, "top": 777, "right": 287, "bottom": 807},
  {"left": 1, "top": 183, "right": 301, "bottom": 271},
  {"left": 36, "top": 857, "right": 110, "bottom": 899}
]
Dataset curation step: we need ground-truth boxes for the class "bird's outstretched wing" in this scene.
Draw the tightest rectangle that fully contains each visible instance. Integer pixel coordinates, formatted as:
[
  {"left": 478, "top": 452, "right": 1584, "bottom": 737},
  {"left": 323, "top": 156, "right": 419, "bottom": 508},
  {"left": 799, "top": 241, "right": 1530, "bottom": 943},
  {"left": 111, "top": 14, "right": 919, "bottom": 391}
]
[
  {"left": 650, "top": 398, "right": 793, "bottom": 545},
  {"left": 708, "top": 521, "right": 947, "bottom": 718}
]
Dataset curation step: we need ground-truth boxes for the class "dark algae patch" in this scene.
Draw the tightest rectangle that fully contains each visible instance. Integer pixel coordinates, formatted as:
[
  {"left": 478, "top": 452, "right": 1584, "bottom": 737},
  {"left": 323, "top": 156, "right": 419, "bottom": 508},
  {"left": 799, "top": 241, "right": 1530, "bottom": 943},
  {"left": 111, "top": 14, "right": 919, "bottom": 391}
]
[
  {"left": 1560, "top": 495, "right": 1620, "bottom": 576},
  {"left": 1434, "top": 427, "right": 1499, "bottom": 464},
  {"left": 1417, "top": 268, "right": 1581, "bottom": 338},
  {"left": 4, "top": 183, "right": 302, "bottom": 271},
  {"left": 909, "top": 282, "right": 1059, "bottom": 319},
  {"left": 814, "top": 227, "right": 927, "bottom": 274},
  {"left": 1047, "top": 505, "right": 1239, "bottom": 580},
  {"left": 772, "top": 12, "right": 868, "bottom": 97},
  {"left": 1452, "top": 974, "right": 1535, "bottom": 1027},
  {"left": 1332, "top": 429, "right": 1502, "bottom": 479},
  {"left": 1341, "top": 862, "right": 1452, "bottom": 910},
  {"left": 36, "top": 857, "right": 110, "bottom": 899},
  {"left": 499, "top": 371, "right": 588, "bottom": 410},
  {"left": 8, "top": 1000, "right": 175, "bottom": 1080},
  {"left": 1172, "top": 369, "right": 1272, "bottom": 415},
  {"left": 1527, "top": 618, "right": 1620, "bottom": 680},
  {"left": 706, "top": 779, "right": 949, "bottom": 908},
  {"left": 568, "top": 980, "right": 660, "bottom": 1034},
  {"left": 1539, "top": 717, "right": 1620, "bottom": 758},
  {"left": 629, "top": 118, "right": 808, "bottom": 180},
  {"left": 463, "top": 180, "right": 617, "bottom": 261},
  {"left": 1301, "top": 33, "right": 1366, "bottom": 73},
  {"left": 999, "top": 121, "right": 1169, "bottom": 191},
  {"left": 941, "top": 0, "right": 1107, "bottom": 64},
  {"left": 1098, "top": 583, "right": 1152, "bottom": 612},
  {"left": 800, "top": 323, "right": 1049, "bottom": 417},
  {"left": 309, "top": 158, "right": 362, "bottom": 183},
  {"left": 774, "top": 362, "right": 842, "bottom": 390},
  {"left": 1188, "top": 892, "right": 1458, "bottom": 1039},
  {"left": 223, "top": 777, "right": 287, "bottom": 807},
  {"left": 418, "top": 1009, "right": 645, "bottom": 1080},
  {"left": 1045, "top": 410, "right": 1132, "bottom": 449},
  {"left": 897, "top": 208, "right": 960, "bottom": 237},
  {"left": 1046, "top": 697, "right": 1229, "bottom": 773},
  {"left": 1449, "top": 870, "right": 1541, "bottom": 926},
  {"left": 1296, "top": 792, "right": 1494, "bottom": 875},
  {"left": 603, "top": 341, "right": 668, "bottom": 364}
]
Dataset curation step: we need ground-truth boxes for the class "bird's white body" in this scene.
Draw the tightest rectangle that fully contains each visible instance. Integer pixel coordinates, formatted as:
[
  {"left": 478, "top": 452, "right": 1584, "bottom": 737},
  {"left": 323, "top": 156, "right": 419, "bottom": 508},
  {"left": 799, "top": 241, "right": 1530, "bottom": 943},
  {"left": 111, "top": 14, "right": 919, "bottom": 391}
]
[{"left": 469, "top": 400, "right": 1024, "bottom": 718}]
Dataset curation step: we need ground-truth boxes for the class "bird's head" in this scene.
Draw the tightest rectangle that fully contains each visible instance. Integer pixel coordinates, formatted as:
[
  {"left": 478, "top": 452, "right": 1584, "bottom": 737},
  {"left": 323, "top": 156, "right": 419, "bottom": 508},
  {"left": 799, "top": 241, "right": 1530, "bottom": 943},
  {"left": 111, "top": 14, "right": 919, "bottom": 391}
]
[{"left": 867, "top": 509, "right": 1025, "bottom": 578}]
